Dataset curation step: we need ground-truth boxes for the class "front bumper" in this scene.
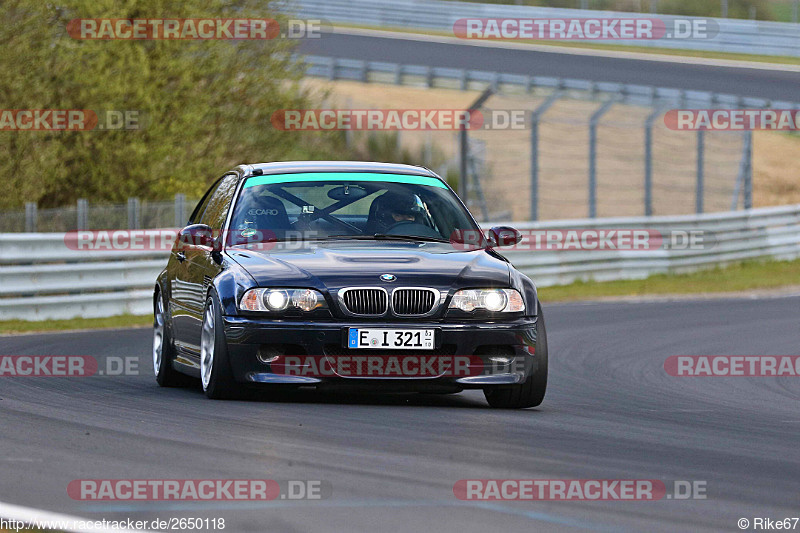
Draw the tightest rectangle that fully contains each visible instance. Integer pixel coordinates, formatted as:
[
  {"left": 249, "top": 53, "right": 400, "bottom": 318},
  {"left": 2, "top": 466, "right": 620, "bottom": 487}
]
[{"left": 222, "top": 316, "right": 539, "bottom": 390}]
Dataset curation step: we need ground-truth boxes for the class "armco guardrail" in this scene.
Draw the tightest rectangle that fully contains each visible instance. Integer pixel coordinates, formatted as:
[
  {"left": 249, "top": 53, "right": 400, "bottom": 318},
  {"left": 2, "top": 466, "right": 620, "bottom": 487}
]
[
  {"left": 1, "top": 204, "right": 798, "bottom": 321},
  {"left": 300, "top": 54, "right": 800, "bottom": 110},
  {"left": 285, "top": 0, "right": 800, "bottom": 57},
  {"left": 501, "top": 205, "right": 800, "bottom": 286}
]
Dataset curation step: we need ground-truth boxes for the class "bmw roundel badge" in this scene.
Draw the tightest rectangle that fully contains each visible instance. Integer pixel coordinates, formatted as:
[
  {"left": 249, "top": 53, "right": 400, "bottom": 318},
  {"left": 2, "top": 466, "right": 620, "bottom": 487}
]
[{"left": 380, "top": 274, "right": 396, "bottom": 282}]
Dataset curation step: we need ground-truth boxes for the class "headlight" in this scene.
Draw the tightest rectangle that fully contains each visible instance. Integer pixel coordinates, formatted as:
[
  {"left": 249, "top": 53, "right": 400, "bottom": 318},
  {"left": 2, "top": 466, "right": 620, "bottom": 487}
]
[
  {"left": 449, "top": 289, "right": 524, "bottom": 313},
  {"left": 240, "top": 288, "right": 327, "bottom": 312}
]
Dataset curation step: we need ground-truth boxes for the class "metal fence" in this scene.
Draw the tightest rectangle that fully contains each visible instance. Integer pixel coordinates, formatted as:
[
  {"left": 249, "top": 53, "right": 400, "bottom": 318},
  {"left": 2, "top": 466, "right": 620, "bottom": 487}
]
[
  {"left": 301, "top": 54, "right": 800, "bottom": 222},
  {"left": 2, "top": 56, "right": 796, "bottom": 231},
  {"left": 0, "top": 195, "right": 195, "bottom": 234},
  {"left": 283, "top": 0, "right": 800, "bottom": 57},
  {"left": 1, "top": 204, "right": 798, "bottom": 320}
]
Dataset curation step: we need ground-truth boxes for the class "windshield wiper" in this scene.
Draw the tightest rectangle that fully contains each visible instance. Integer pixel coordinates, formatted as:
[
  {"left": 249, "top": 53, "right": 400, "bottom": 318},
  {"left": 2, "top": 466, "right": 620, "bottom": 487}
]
[{"left": 325, "top": 234, "right": 450, "bottom": 243}]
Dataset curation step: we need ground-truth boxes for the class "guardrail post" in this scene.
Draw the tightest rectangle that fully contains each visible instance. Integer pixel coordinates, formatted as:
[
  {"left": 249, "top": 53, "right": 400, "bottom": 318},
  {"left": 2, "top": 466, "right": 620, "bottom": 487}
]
[
  {"left": 327, "top": 57, "right": 336, "bottom": 80},
  {"left": 394, "top": 64, "right": 402, "bottom": 85},
  {"left": 459, "top": 69, "right": 468, "bottom": 91},
  {"left": 743, "top": 130, "right": 753, "bottom": 209},
  {"left": 644, "top": 106, "right": 664, "bottom": 216},
  {"left": 174, "top": 194, "right": 186, "bottom": 227},
  {"left": 359, "top": 61, "right": 368, "bottom": 83},
  {"left": 128, "top": 198, "right": 141, "bottom": 229},
  {"left": 25, "top": 202, "right": 37, "bottom": 232},
  {"left": 77, "top": 199, "right": 88, "bottom": 230},
  {"left": 529, "top": 90, "right": 562, "bottom": 221},
  {"left": 589, "top": 98, "right": 618, "bottom": 218},
  {"left": 425, "top": 67, "right": 433, "bottom": 88},
  {"left": 696, "top": 130, "right": 705, "bottom": 214}
]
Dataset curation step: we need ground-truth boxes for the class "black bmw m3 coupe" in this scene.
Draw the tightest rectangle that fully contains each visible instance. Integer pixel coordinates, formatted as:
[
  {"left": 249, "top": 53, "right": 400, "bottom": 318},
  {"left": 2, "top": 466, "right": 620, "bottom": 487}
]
[{"left": 153, "top": 161, "right": 547, "bottom": 408}]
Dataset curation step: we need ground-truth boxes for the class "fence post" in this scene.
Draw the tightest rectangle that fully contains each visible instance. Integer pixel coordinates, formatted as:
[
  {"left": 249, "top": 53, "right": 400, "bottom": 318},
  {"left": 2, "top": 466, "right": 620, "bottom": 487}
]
[
  {"left": 458, "top": 127, "right": 469, "bottom": 203},
  {"left": 77, "top": 199, "right": 88, "bottom": 230},
  {"left": 529, "top": 90, "right": 562, "bottom": 221},
  {"left": 423, "top": 132, "right": 432, "bottom": 166},
  {"left": 589, "top": 98, "right": 617, "bottom": 219},
  {"left": 644, "top": 106, "right": 663, "bottom": 216},
  {"left": 459, "top": 88, "right": 494, "bottom": 204},
  {"left": 25, "top": 202, "right": 37, "bottom": 232},
  {"left": 696, "top": 130, "right": 705, "bottom": 214},
  {"left": 128, "top": 198, "right": 141, "bottom": 229},
  {"left": 174, "top": 194, "right": 186, "bottom": 227}
]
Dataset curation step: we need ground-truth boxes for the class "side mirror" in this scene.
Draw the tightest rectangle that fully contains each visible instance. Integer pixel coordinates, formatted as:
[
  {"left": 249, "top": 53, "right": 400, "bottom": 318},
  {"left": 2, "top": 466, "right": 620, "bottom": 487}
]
[
  {"left": 488, "top": 226, "right": 522, "bottom": 248},
  {"left": 178, "top": 224, "right": 216, "bottom": 249}
]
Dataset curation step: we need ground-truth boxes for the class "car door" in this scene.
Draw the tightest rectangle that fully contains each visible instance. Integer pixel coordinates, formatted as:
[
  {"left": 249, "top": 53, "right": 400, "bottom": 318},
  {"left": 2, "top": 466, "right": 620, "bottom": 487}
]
[
  {"left": 168, "top": 179, "right": 217, "bottom": 351},
  {"left": 172, "top": 173, "right": 239, "bottom": 354}
]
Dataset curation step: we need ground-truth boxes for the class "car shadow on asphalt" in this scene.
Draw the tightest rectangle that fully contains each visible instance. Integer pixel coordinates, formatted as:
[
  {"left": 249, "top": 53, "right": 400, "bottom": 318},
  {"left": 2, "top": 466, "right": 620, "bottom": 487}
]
[{"left": 171, "top": 382, "right": 547, "bottom": 411}]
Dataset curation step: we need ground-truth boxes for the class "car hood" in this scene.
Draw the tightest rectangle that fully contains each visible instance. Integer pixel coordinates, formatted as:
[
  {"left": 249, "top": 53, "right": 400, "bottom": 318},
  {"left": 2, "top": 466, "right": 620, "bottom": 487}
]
[{"left": 226, "top": 240, "right": 510, "bottom": 292}]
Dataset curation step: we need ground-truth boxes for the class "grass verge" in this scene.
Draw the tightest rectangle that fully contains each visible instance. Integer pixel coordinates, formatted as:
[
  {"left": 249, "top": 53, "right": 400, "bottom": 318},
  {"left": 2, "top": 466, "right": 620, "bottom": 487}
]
[
  {"left": 538, "top": 257, "right": 800, "bottom": 302},
  {"left": 0, "top": 314, "right": 152, "bottom": 335}
]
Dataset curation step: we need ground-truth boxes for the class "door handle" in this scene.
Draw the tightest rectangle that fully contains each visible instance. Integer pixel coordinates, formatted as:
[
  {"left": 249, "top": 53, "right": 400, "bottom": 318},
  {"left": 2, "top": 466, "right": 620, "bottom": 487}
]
[{"left": 176, "top": 252, "right": 186, "bottom": 263}]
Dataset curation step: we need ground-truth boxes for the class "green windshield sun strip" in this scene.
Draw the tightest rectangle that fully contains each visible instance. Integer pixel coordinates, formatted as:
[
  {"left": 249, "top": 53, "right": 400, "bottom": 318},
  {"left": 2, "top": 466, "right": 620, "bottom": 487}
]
[{"left": 243, "top": 172, "right": 447, "bottom": 189}]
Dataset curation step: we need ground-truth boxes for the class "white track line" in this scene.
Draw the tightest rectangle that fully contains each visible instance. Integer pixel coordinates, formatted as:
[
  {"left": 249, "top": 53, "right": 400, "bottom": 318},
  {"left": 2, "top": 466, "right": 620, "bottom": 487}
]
[
  {"left": 0, "top": 500, "right": 156, "bottom": 533},
  {"left": 331, "top": 26, "right": 800, "bottom": 73}
]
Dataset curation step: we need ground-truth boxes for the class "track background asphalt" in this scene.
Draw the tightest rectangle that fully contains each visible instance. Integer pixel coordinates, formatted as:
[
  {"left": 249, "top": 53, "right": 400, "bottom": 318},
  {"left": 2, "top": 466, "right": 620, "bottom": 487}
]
[
  {"left": 297, "top": 32, "right": 800, "bottom": 102},
  {"left": 1, "top": 296, "right": 798, "bottom": 532}
]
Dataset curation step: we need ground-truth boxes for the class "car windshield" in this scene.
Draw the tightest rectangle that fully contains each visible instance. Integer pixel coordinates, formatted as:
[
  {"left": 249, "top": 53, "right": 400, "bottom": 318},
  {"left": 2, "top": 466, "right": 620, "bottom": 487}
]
[{"left": 227, "top": 172, "right": 480, "bottom": 244}]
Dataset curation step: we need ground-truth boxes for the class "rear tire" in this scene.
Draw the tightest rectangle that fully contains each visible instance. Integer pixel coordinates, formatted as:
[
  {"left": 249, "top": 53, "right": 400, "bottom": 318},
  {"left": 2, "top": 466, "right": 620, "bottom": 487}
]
[
  {"left": 484, "top": 303, "right": 548, "bottom": 409},
  {"left": 154, "top": 289, "right": 191, "bottom": 387},
  {"left": 200, "top": 290, "right": 239, "bottom": 400}
]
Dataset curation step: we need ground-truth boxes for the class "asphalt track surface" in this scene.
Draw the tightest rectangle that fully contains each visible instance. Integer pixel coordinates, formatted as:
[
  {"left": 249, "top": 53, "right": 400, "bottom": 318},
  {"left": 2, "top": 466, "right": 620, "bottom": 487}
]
[
  {"left": 1, "top": 296, "right": 799, "bottom": 532},
  {"left": 297, "top": 32, "right": 800, "bottom": 102}
]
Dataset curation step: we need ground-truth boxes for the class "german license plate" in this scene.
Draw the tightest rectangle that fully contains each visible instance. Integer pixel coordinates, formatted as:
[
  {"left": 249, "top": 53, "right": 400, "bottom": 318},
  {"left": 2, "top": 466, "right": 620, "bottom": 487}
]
[{"left": 347, "top": 328, "right": 435, "bottom": 350}]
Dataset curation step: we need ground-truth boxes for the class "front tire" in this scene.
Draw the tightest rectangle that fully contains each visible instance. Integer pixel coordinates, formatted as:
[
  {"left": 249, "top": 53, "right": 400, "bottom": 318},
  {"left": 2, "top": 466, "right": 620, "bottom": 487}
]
[
  {"left": 484, "top": 303, "right": 548, "bottom": 409},
  {"left": 154, "top": 289, "right": 191, "bottom": 387},
  {"left": 200, "top": 291, "right": 238, "bottom": 399}
]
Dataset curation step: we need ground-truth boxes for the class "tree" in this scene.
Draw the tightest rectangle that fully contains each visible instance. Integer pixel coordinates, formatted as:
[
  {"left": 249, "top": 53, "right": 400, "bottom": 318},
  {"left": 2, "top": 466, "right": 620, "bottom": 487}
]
[{"left": 0, "top": 0, "right": 348, "bottom": 208}]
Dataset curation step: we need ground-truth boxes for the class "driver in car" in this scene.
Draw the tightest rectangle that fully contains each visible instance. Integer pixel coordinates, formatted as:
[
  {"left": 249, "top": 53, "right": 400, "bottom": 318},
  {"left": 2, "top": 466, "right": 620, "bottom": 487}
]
[{"left": 372, "top": 191, "right": 426, "bottom": 232}]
